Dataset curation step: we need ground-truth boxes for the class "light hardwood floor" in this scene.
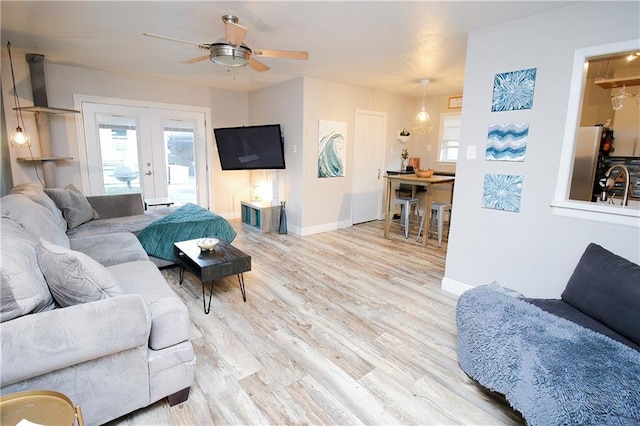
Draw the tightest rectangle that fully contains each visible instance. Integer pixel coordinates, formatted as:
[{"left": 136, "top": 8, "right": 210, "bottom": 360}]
[{"left": 109, "top": 219, "right": 524, "bottom": 425}]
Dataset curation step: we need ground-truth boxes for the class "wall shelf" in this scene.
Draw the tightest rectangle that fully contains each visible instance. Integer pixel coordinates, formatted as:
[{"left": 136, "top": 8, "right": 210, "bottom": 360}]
[
  {"left": 594, "top": 76, "right": 640, "bottom": 89},
  {"left": 13, "top": 106, "right": 80, "bottom": 114},
  {"left": 17, "top": 156, "right": 73, "bottom": 162}
]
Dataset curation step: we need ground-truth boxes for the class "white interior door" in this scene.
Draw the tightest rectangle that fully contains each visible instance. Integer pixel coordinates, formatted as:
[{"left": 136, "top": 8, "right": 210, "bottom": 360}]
[{"left": 352, "top": 109, "right": 386, "bottom": 224}]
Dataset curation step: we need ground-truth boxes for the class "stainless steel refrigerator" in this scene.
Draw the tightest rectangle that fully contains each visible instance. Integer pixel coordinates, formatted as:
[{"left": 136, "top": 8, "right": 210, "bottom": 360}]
[{"left": 570, "top": 126, "right": 603, "bottom": 201}]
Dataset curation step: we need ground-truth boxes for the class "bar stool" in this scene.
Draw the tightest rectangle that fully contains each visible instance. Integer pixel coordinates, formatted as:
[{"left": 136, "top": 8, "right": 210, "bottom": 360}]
[
  {"left": 416, "top": 202, "right": 452, "bottom": 247},
  {"left": 393, "top": 197, "right": 419, "bottom": 238}
]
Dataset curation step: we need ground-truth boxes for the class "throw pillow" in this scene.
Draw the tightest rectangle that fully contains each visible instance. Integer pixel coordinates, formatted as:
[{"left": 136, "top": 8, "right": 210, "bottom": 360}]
[
  {"left": 561, "top": 243, "right": 640, "bottom": 346},
  {"left": 36, "top": 238, "right": 123, "bottom": 307},
  {"left": 9, "top": 183, "right": 67, "bottom": 232},
  {"left": 44, "top": 184, "right": 99, "bottom": 229},
  {"left": 1, "top": 221, "right": 56, "bottom": 322}
]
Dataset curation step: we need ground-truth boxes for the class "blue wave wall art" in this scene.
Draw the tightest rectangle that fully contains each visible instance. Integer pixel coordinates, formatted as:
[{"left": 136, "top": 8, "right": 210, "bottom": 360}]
[
  {"left": 318, "top": 120, "right": 346, "bottom": 178},
  {"left": 486, "top": 123, "right": 529, "bottom": 162}
]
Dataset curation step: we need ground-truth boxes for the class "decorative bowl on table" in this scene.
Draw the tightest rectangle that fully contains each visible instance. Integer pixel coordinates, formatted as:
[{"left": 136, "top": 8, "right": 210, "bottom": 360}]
[
  {"left": 414, "top": 168, "right": 434, "bottom": 178},
  {"left": 197, "top": 237, "right": 219, "bottom": 251}
]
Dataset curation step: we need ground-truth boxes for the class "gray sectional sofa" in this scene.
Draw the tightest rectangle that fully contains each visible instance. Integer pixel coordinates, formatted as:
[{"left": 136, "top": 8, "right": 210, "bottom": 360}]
[
  {"left": 0, "top": 183, "right": 195, "bottom": 425},
  {"left": 456, "top": 243, "right": 640, "bottom": 425}
]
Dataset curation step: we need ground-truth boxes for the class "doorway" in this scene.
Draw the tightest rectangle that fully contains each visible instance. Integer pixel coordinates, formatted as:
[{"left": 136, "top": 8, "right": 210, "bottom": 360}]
[
  {"left": 77, "top": 97, "right": 209, "bottom": 207},
  {"left": 352, "top": 109, "right": 387, "bottom": 224}
]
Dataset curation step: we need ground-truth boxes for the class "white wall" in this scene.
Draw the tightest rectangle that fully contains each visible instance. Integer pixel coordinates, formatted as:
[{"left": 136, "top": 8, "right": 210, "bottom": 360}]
[
  {"left": 300, "top": 78, "right": 419, "bottom": 234},
  {"left": 247, "top": 77, "right": 420, "bottom": 235},
  {"left": 1, "top": 60, "right": 250, "bottom": 216},
  {"left": 1, "top": 54, "right": 424, "bottom": 230},
  {"left": 248, "top": 78, "right": 304, "bottom": 231},
  {"left": 444, "top": 1, "right": 640, "bottom": 298}
]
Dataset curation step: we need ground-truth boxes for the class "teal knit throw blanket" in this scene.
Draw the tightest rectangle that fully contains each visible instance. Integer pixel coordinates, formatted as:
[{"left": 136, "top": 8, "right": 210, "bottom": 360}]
[{"left": 137, "top": 203, "right": 237, "bottom": 262}]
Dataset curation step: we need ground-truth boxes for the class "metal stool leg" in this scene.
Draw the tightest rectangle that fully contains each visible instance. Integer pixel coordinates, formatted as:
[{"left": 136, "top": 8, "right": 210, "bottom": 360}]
[
  {"left": 403, "top": 203, "right": 411, "bottom": 238},
  {"left": 437, "top": 207, "right": 444, "bottom": 247}
]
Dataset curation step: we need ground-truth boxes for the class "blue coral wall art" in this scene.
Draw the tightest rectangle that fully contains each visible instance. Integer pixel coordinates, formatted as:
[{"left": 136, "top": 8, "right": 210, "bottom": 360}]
[
  {"left": 491, "top": 68, "right": 537, "bottom": 112},
  {"left": 486, "top": 123, "right": 529, "bottom": 161},
  {"left": 482, "top": 174, "right": 524, "bottom": 213},
  {"left": 318, "top": 120, "right": 347, "bottom": 178}
]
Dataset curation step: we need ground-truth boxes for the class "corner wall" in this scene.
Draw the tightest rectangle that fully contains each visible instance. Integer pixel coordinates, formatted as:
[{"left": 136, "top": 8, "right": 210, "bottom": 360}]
[
  {"left": 444, "top": 1, "right": 640, "bottom": 298},
  {"left": 0, "top": 60, "right": 250, "bottom": 215}
]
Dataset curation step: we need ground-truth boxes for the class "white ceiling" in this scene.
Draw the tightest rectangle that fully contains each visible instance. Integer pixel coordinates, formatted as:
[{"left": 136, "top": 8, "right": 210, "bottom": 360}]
[{"left": 1, "top": 1, "right": 577, "bottom": 99}]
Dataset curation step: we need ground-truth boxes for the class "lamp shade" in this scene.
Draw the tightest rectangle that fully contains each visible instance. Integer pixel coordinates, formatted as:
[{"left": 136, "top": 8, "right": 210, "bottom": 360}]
[
  {"left": 417, "top": 107, "right": 430, "bottom": 122},
  {"left": 417, "top": 79, "right": 431, "bottom": 122}
]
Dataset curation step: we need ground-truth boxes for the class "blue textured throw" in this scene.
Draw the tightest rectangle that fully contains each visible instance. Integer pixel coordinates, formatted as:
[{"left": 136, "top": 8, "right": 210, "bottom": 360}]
[
  {"left": 456, "top": 285, "right": 640, "bottom": 426},
  {"left": 137, "top": 203, "right": 237, "bottom": 262}
]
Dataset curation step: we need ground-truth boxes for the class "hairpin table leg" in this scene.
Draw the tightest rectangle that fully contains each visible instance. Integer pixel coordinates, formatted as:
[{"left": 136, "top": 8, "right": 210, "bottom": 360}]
[
  {"left": 237, "top": 273, "right": 247, "bottom": 302},
  {"left": 202, "top": 280, "right": 215, "bottom": 314}
]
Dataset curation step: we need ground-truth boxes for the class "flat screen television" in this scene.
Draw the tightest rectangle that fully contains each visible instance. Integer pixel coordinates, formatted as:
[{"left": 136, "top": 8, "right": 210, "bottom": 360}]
[{"left": 214, "top": 124, "right": 285, "bottom": 170}]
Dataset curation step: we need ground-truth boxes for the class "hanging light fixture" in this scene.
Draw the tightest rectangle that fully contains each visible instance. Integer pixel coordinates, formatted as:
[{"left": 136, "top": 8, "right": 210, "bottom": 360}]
[
  {"left": 7, "top": 41, "right": 31, "bottom": 147},
  {"left": 417, "top": 79, "right": 431, "bottom": 122}
]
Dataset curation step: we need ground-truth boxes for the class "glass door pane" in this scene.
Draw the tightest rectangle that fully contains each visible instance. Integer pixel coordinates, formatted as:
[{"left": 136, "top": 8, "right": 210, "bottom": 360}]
[
  {"left": 97, "top": 114, "right": 141, "bottom": 195},
  {"left": 164, "top": 119, "right": 196, "bottom": 205}
]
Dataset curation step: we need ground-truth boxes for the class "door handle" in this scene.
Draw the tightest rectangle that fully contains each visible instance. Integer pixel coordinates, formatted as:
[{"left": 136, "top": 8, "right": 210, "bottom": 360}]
[{"left": 145, "top": 170, "right": 153, "bottom": 176}]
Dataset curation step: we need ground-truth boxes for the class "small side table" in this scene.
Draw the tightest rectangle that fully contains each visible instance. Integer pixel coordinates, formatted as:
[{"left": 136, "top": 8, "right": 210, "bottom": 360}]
[
  {"left": 144, "top": 197, "right": 174, "bottom": 210},
  {"left": 0, "top": 390, "right": 84, "bottom": 426}
]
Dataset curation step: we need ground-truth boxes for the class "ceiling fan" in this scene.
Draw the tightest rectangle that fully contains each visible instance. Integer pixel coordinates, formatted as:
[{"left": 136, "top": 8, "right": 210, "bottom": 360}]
[{"left": 143, "top": 15, "right": 309, "bottom": 72}]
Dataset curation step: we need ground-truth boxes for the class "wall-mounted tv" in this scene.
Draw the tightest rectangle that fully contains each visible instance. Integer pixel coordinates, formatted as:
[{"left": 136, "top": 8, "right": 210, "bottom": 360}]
[{"left": 213, "top": 124, "right": 285, "bottom": 170}]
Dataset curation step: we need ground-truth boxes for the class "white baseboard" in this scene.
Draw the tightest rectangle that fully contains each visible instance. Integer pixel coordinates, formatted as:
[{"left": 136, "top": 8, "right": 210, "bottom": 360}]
[
  {"left": 218, "top": 211, "right": 239, "bottom": 220},
  {"left": 441, "top": 277, "right": 473, "bottom": 297},
  {"left": 300, "top": 220, "right": 352, "bottom": 236}
]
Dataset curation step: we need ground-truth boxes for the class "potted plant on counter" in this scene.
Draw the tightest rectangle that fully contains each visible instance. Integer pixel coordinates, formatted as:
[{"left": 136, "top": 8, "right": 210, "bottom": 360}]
[{"left": 401, "top": 148, "right": 409, "bottom": 171}]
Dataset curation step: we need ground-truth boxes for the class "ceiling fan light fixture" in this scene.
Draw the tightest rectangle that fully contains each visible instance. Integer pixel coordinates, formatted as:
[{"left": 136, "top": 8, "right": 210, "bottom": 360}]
[{"left": 210, "top": 43, "right": 251, "bottom": 68}]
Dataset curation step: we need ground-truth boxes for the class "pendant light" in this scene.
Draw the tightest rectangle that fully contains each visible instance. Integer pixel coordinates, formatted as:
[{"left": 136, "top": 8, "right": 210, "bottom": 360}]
[
  {"left": 417, "top": 79, "right": 431, "bottom": 122},
  {"left": 7, "top": 41, "right": 31, "bottom": 147}
]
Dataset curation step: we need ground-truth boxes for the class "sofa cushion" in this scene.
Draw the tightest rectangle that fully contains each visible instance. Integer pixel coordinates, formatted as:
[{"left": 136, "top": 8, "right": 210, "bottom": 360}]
[
  {"left": 1, "top": 194, "right": 70, "bottom": 248},
  {"left": 44, "top": 184, "right": 98, "bottom": 229},
  {"left": 561, "top": 243, "right": 640, "bottom": 346},
  {"left": 107, "top": 261, "right": 190, "bottom": 350},
  {"left": 9, "top": 183, "right": 67, "bottom": 232},
  {"left": 36, "top": 239, "right": 124, "bottom": 307},
  {"left": 0, "top": 219, "right": 56, "bottom": 322},
  {"left": 70, "top": 232, "right": 149, "bottom": 267}
]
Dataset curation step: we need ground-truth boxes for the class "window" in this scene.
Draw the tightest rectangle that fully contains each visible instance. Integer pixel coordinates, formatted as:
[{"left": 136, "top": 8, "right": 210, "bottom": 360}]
[
  {"left": 552, "top": 39, "right": 639, "bottom": 227},
  {"left": 438, "top": 113, "right": 461, "bottom": 163}
]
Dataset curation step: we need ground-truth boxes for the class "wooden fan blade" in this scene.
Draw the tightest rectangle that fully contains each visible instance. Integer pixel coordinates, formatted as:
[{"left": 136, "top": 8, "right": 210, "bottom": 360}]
[
  {"left": 225, "top": 22, "right": 248, "bottom": 46},
  {"left": 248, "top": 57, "right": 270, "bottom": 72},
  {"left": 143, "top": 32, "right": 210, "bottom": 50},
  {"left": 180, "top": 55, "right": 210, "bottom": 64},
  {"left": 253, "top": 49, "right": 309, "bottom": 60}
]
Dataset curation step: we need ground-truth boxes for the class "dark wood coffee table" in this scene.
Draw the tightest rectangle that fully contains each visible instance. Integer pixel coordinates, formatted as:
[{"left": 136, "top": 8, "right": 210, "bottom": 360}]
[{"left": 173, "top": 239, "right": 251, "bottom": 314}]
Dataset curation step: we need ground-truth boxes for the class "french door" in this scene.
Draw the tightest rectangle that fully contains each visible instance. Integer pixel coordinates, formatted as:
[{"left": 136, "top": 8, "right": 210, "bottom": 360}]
[{"left": 79, "top": 101, "right": 208, "bottom": 207}]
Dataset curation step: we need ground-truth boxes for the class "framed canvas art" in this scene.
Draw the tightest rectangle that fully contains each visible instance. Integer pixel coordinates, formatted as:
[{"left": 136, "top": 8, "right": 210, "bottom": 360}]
[
  {"left": 486, "top": 123, "right": 529, "bottom": 161},
  {"left": 482, "top": 173, "right": 524, "bottom": 213},
  {"left": 491, "top": 68, "right": 537, "bottom": 112},
  {"left": 318, "top": 120, "right": 347, "bottom": 178}
]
